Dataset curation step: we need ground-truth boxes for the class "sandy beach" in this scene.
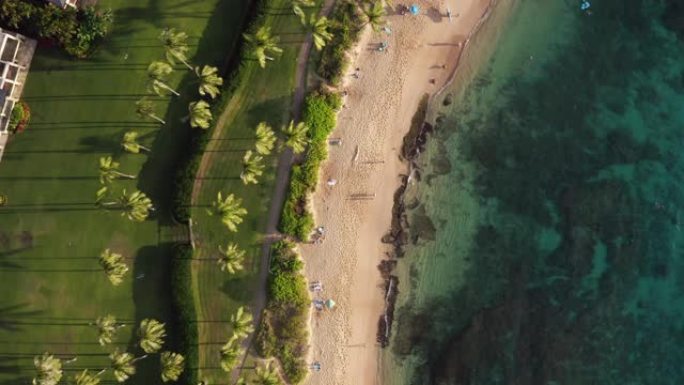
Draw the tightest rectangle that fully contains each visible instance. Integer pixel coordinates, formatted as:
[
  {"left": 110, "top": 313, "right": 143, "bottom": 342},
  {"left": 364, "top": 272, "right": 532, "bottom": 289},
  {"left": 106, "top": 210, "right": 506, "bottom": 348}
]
[{"left": 299, "top": 1, "right": 495, "bottom": 384}]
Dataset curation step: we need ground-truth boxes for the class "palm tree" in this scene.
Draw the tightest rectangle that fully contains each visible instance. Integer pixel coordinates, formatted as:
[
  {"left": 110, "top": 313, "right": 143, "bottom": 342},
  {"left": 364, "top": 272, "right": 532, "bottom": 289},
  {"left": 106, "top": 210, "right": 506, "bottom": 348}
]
[
  {"left": 240, "top": 150, "right": 264, "bottom": 185},
  {"left": 72, "top": 369, "right": 102, "bottom": 385},
  {"left": 254, "top": 122, "right": 276, "bottom": 155},
  {"left": 230, "top": 306, "right": 254, "bottom": 339},
  {"left": 99, "top": 249, "right": 129, "bottom": 286},
  {"left": 147, "top": 61, "right": 180, "bottom": 97},
  {"left": 138, "top": 318, "right": 166, "bottom": 353},
  {"left": 217, "top": 242, "right": 245, "bottom": 274},
  {"left": 243, "top": 26, "right": 283, "bottom": 68},
  {"left": 363, "top": 1, "right": 386, "bottom": 31},
  {"left": 97, "top": 189, "right": 154, "bottom": 222},
  {"left": 291, "top": 0, "right": 315, "bottom": 25},
  {"left": 219, "top": 337, "right": 242, "bottom": 373},
  {"left": 159, "top": 28, "right": 193, "bottom": 70},
  {"left": 309, "top": 15, "right": 333, "bottom": 51},
  {"left": 253, "top": 361, "right": 281, "bottom": 385},
  {"left": 135, "top": 97, "right": 166, "bottom": 125},
  {"left": 109, "top": 350, "right": 137, "bottom": 383},
  {"left": 160, "top": 351, "right": 185, "bottom": 383},
  {"left": 281, "top": 120, "right": 309, "bottom": 154},
  {"left": 235, "top": 377, "right": 247, "bottom": 385},
  {"left": 32, "top": 353, "right": 62, "bottom": 385},
  {"left": 196, "top": 65, "right": 223, "bottom": 99},
  {"left": 95, "top": 314, "right": 122, "bottom": 345},
  {"left": 98, "top": 156, "right": 136, "bottom": 185},
  {"left": 121, "top": 131, "right": 151, "bottom": 154},
  {"left": 188, "top": 100, "right": 212, "bottom": 129},
  {"left": 207, "top": 192, "right": 247, "bottom": 232},
  {"left": 0, "top": 194, "right": 7, "bottom": 206}
]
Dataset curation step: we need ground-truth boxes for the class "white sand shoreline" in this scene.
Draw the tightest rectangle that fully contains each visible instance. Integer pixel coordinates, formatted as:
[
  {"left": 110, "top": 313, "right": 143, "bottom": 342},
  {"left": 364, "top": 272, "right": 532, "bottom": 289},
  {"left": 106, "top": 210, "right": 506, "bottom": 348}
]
[{"left": 300, "top": 1, "right": 496, "bottom": 383}]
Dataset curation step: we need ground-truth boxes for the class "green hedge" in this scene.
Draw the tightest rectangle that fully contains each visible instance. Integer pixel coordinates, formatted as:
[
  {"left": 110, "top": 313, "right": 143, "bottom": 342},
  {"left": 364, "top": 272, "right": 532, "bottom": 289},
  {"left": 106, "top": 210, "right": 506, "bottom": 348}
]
[
  {"left": 278, "top": 92, "right": 340, "bottom": 240},
  {"left": 172, "top": 0, "right": 269, "bottom": 222},
  {"left": 316, "top": 1, "right": 364, "bottom": 86},
  {"left": 170, "top": 244, "right": 198, "bottom": 385},
  {"left": 259, "top": 241, "right": 309, "bottom": 384}
]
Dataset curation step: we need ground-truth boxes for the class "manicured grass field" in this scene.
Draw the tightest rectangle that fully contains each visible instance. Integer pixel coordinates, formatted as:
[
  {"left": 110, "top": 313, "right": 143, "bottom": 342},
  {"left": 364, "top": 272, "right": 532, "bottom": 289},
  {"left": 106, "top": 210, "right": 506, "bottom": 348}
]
[
  {"left": 189, "top": 1, "right": 309, "bottom": 382},
  {"left": 0, "top": 1, "right": 246, "bottom": 384}
]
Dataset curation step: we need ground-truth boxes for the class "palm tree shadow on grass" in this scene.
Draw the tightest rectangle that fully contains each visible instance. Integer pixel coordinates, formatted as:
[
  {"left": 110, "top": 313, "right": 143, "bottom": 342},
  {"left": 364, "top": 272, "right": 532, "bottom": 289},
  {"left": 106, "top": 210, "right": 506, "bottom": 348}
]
[{"left": 0, "top": 303, "right": 44, "bottom": 333}]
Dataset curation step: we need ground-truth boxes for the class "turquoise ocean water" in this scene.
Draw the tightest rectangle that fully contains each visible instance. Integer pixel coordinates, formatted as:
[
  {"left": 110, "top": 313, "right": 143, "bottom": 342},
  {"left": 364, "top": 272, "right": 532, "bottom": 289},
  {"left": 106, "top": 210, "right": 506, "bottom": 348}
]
[{"left": 384, "top": 0, "right": 684, "bottom": 383}]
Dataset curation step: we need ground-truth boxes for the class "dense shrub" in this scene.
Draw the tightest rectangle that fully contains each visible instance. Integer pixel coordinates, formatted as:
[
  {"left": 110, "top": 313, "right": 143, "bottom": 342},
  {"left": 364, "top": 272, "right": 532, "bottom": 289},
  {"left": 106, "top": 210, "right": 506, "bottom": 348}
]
[
  {"left": 316, "top": 1, "right": 364, "bottom": 86},
  {"left": 265, "top": 241, "right": 310, "bottom": 384},
  {"left": 254, "top": 311, "right": 277, "bottom": 358},
  {"left": 170, "top": 244, "right": 199, "bottom": 385},
  {"left": 0, "top": 0, "right": 113, "bottom": 58}
]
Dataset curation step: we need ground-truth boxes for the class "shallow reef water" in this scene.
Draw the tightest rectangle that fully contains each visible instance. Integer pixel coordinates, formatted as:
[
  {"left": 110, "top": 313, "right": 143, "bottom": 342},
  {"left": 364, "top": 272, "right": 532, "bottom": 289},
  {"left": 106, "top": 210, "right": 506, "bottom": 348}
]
[{"left": 386, "top": 0, "right": 684, "bottom": 384}]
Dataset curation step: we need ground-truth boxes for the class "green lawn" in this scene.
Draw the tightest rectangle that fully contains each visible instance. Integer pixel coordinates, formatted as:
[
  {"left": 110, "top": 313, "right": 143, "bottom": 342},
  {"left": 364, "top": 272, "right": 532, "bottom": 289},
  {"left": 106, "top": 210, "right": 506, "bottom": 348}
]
[
  {"left": 189, "top": 0, "right": 309, "bottom": 382},
  {"left": 0, "top": 1, "right": 246, "bottom": 384}
]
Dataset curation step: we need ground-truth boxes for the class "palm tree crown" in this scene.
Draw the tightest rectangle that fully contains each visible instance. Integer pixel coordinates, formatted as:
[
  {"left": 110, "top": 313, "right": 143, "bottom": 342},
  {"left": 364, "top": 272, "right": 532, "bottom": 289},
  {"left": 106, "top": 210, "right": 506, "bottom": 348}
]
[
  {"left": 72, "top": 369, "right": 101, "bottom": 385},
  {"left": 160, "top": 351, "right": 185, "bottom": 383},
  {"left": 32, "top": 353, "right": 62, "bottom": 385},
  {"left": 217, "top": 242, "right": 245, "bottom": 274},
  {"left": 95, "top": 314, "right": 120, "bottom": 345},
  {"left": 147, "top": 61, "right": 179, "bottom": 97},
  {"left": 98, "top": 156, "right": 136, "bottom": 185},
  {"left": 240, "top": 150, "right": 265, "bottom": 185},
  {"left": 207, "top": 192, "right": 247, "bottom": 232},
  {"left": 254, "top": 122, "right": 277, "bottom": 155},
  {"left": 135, "top": 97, "right": 166, "bottom": 125},
  {"left": 188, "top": 100, "right": 213, "bottom": 129},
  {"left": 109, "top": 349, "right": 136, "bottom": 383},
  {"left": 219, "top": 336, "right": 243, "bottom": 373},
  {"left": 230, "top": 306, "right": 254, "bottom": 339},
  {"left": 116, "top": 190, "right": 153, "bottom": 222},
  {"left": 254, "top": 361, "right": 281, "bottom": 385},
  {"left": 159, "top": 28, "right": 192, "bottom": 69},
  {"left": 99, "top": 249, "right": 129, "bottom": 286},
  {"left": 243, "top": 26, "right": 283, "bottom": 68},
  {"left": 281, "top": 120, "right": 309, "bottom": 154},
  {"left": 196, "top": 65, "right": 223, "bottom": 99},
  {"left": 138, "top": 318, "right": 167, "bottom": 353},
  {"left": 121, "top": 131, "right": 151, "bottom": 154},
  {"left": 291, "top": 0, "right": 315, "bottom": 24},
  {"left": 309, "top": 15, "right": 333, "bottom": 51},
  {"left": 364, "top": 2, "right": 387, "bottom": 31}
]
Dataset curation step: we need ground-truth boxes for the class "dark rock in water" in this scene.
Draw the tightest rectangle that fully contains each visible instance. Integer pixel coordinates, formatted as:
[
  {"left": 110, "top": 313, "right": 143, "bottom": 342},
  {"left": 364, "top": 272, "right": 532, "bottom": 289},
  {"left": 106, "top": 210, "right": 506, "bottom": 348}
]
[
  {"left": 378, "top": 259, "right": 397, "bottom": 279},
  {"left": 377, "top": 275, "right": 399, "bottom": 348},
  {"left": 381, "top": 233, "right": 396, "bottom": 244},
  {"left": 411, "top": 205, "right": 437, "bottom": 242},
  {"left": 406, "top": 198, "right": 420, "bottom": 210},
  {"left": 431, "top": 152, "right": 453, "bottom": 175},
  {"left": 443, "top": 93, "right": 453, "bottom": 106}
]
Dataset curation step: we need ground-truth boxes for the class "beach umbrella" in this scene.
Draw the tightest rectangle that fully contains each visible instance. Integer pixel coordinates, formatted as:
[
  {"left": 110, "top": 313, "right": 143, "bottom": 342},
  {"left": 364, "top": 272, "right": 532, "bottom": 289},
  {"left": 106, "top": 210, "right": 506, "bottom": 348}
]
[
  {"left": 409, "top": 4, "right": 420, "bottom": 15},
  {"left": 325, "top": 299, "right": 336, "bottom": 309}
]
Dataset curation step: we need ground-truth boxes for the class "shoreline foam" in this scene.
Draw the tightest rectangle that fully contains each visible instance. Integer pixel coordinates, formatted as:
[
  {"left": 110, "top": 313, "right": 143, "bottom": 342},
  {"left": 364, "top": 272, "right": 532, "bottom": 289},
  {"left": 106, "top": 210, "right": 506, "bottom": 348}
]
[{"left": 300, "top": 1, "right": 498, "bottom": 384}]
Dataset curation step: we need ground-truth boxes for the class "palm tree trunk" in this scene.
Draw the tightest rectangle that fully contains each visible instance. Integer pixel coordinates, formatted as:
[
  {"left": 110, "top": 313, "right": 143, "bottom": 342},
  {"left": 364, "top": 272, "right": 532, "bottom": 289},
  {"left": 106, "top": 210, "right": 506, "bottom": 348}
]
[
  {"left": 140, "top": 145, "right": 152, "bottom": 152},
  {"left": 179, "top": 58, "right": 194, "bottom": 71},
  {"left": 158, "top": 81, "right": 180, "bottom": 96},
  {"left": 132, "top": 355, "right": 149, "bottom": 363},
  {"left": 113, "top": 171, "right": 136, "bottom": 179},
  {"left": 100, "top": 201, "right": 120, "bottom": 208},
  {"left": 96, "top": 368, "right": 107, "bottom": 376},
  {"left": 149, "top": 114, "right": 166, "bottom": 125}
]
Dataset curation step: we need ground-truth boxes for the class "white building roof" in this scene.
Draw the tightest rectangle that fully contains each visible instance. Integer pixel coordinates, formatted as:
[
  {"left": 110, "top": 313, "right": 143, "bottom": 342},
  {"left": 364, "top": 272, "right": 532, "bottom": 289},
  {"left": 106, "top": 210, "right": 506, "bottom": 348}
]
[{"left": 0, "top": 28, "right": 36, "bottom": 134}]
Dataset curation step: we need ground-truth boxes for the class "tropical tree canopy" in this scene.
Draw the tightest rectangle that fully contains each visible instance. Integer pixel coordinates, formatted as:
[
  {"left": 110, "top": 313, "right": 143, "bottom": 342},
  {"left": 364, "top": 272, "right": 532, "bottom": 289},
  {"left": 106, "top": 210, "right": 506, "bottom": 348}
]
[
  {"left": 243, "top": 26, "right": 283, "bottom": 68},
  {"left": 116, "top": 190, "right": 154, "bottom": 222},
  {"left": 32, "top": 353, "right": 62, "bottom": 385},
  {"left": 147, "top": 61, "right": 179, "bottom": 97},
  {"left": 254, "top": 122, "right": 277, "bottom": 155},
  {"left": 135, "top": 97, "right": 165, "bottom": 124},
  {"left": 72, "top": 369, "right": 101, "bottom": 385},
  {"left": 109, "top": 349, "right": 136, "bottom": 383},
  {"left": 230, "top": 306, "right": 254, "bottom": 339},
  {"left": 240, "top": 150, "right": 265, "bottom": 185},
  {"left": 138, "top": 318, "right": 167, "bottom": 353},
  {"left": 291, "top": 0, "right": 315, "bottom": 24},
  {"left": 217, "top": 242, "right": 245, "bottom": 274},
  {"left": 363, "top": 1, "right": 386, "bottom": 31},
  {"left": 309, "top": 15, "right": 333, "bottom": 51},
  {"left": 159, "top": 28, "right": 192, "bottom": 69},
  {"left": 219, "top": 337, "right": 243, "bottom": 373},
  {"left": 188, "top": 100, "right": 212, "bottom": 129},
  {"left": 160, "top": 351, "right": 185, "bottom": 383},
  {"left": 95, "top": 314, "right": 120, "bottom": 345},
  {"left": 281, "top": 120, "right": 309, "bottom": 154},
  {"left": 206, "top": 192, "right": 247, "bottom": 232},
  {"left": 254, "top": 361, "right": 282, "bottom": 385},
  {"left": 0, "top": 194, "right": 7, "bottom": 206},
  {"left": 196, "top": 65, "right": 223, "bottom": 99},
  {"left": 121, "top": 131, "right": 150, "bottom": 154},
  {"left": 99, "top": 249, "right": 129, "bottom": 286},
  {"left": 98, "top": 156, "right": 136, "bottom": 185}
]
